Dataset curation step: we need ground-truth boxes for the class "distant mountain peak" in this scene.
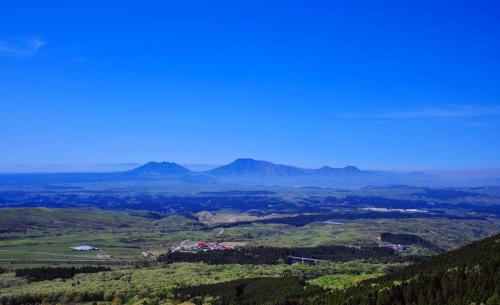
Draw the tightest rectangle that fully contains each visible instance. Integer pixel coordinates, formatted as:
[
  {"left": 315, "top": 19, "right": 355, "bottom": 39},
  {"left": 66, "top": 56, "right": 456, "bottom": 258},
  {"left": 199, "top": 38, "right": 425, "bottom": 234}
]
[
  {"left": 230, "top": 158, "right": 274, "bottom": 166},
  {"left": 318, "top": 166, "right": 334, "bottom": 170},
  {"left": 233, "top": 158, "right": 266, "bottom": 163},
  {"left": 314, "top": 165, "right": 361, "bottom": 175},
  {"left": 130, "top": 161, "right": 192, "bottom": 176},
  {"left": 315, "top": 166, "right": 336, "bottom": 174},
  {"left": 208, "top": 158, "right": 305, "bottom": 177},
  {"left": 343, "top": 165, "right": 361, "bottom": 172}
]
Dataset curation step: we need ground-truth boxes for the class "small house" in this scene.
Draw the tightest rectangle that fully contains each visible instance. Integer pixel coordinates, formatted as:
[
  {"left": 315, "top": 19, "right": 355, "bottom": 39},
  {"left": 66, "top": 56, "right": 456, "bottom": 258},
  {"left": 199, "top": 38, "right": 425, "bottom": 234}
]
[{"left": 70, "top": 245, "right": 98, "bottom": 251}]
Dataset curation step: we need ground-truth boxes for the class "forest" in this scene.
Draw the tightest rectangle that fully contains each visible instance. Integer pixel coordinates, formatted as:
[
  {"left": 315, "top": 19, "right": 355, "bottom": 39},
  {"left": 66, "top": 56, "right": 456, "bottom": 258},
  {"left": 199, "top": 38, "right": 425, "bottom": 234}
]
[
  {"left": 157, "top": 245, "right": 402, "bottom": 265},
  {"left": 1, "top": 186, "right": 500, "bottom": 305},
  {"left": 379, "top": 232, "right": 441, "bottom": 250},
  {"left": 215, "top": 210, "right": 482, "bottom": 229},
  {"left": 159, "top": 233, "right": 500, "bottom": 305},
  {"left": 0, "top": 221, "right": 498, "bottom": 305},
  {"left": 309, "top": 233, "right": 500, "bottom": 305},
  {"left": 15, "top": 266, "right": 111, "bottom": 282},
  {"left": 173, "top": 277, "right": 321, "bottom": 305}
]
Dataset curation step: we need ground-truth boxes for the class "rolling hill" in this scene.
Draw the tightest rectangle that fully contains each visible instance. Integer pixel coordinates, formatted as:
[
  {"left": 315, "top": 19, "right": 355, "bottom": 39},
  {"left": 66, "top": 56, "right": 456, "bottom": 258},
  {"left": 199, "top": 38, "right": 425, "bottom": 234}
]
[
  {"left": 309, "top": 232, "right": 500, "bottom": 305},
  {"left": 165, "top": 233, "right": 500, "bottom": 305}
]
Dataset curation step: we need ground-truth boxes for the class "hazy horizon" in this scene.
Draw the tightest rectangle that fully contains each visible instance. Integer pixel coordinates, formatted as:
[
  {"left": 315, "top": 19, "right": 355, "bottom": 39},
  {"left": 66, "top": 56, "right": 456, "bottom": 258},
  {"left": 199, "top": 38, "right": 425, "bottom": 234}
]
[{"left": 1, "top": 160, "right": 500, "bottom": 183}]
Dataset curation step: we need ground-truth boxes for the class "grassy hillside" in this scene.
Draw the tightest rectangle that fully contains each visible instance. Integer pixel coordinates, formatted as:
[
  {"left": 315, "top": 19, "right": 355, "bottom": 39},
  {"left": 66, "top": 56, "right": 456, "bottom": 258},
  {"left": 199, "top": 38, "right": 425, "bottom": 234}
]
[
  {"left": 0, "top": 208, "right": 206, "bottom": 265},
  {"left": 151, "top": 233, "right": 500, "bottom": 305},
  {"left": 1, "top": 207, "right": 499, "bottom": 268},
  {"left": 0, "top": 261, "right": 392, "bottom": 305},
  {"left": 311, "top": 233, "right": 500, "bottom": 305}
]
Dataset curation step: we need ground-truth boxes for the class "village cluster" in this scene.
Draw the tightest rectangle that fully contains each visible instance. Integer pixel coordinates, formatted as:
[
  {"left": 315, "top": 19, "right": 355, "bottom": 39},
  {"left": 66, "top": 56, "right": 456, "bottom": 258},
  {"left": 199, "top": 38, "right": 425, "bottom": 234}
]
[
  {"left": 69, "top": 240, "right": 236, "bottom": 260},
  {"left": 172, "top": 240, "right": 236, "bottom": 252},
  {"left": 69, "top": 239, "right": 409, "bottom": 264}
]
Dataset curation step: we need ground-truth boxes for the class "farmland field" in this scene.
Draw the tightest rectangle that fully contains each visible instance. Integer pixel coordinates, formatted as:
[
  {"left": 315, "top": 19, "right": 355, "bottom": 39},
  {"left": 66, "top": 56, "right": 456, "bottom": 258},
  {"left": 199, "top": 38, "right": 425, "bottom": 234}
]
[{"left": 1, "top": 185, "right": 500, "bottom": 304}]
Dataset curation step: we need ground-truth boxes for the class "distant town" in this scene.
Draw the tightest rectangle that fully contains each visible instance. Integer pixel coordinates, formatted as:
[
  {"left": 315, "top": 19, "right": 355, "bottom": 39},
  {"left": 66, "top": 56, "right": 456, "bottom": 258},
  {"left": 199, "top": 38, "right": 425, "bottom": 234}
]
[{"left": 172, "top": 240, "right": 236, "bottom": 252}]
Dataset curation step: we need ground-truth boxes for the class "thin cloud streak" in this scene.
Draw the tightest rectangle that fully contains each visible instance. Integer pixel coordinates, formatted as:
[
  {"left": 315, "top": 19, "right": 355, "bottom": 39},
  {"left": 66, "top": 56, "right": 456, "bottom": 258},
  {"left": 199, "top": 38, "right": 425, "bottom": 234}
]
[
  {"left": 342, "top": 105, "right": 500, "bottom": 119},
  {"left": 465, "top": 121, "right": 494, "bottom": 128},
  {"left": 0, "top": 35, "right": 45, "bottom": 57}
]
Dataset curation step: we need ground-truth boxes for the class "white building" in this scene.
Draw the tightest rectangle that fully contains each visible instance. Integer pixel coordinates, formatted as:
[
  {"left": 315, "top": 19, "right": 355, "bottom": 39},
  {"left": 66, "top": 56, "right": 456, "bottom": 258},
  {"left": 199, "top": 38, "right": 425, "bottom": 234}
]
[{"left": 70, "top": 245, "right": 98, "bottom": 251}]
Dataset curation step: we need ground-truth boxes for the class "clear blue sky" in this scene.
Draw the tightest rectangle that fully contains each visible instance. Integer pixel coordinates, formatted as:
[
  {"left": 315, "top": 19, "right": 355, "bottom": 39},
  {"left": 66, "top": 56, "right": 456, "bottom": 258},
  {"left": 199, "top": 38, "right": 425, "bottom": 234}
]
[{"left": 1, "top": 1, "right": 499, "bottom": 171}]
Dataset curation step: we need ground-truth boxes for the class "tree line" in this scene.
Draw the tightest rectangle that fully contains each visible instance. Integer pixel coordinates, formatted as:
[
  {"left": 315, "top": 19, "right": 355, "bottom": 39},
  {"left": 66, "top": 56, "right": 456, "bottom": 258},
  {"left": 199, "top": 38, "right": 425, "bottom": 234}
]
[
  {"left": 380, "top": 232, "right": 441, "bottom": 250},
  {"left": 2, "top": 234, "right": 499, "bottom": 305},
  {"left": 168, "top": 233, "right": 500, "bottom": 305},
  {"left": 173, "top": 277, "right": 322, "bottom": 305},
  {"left": 158, "top": 245, "right": 401, "bottom": 265},
  {"left": 309, "top": 232, "right": 500, "bottom": 305},
  {"left": 15, "top": 266, "right": 111, "bottom": 282}
]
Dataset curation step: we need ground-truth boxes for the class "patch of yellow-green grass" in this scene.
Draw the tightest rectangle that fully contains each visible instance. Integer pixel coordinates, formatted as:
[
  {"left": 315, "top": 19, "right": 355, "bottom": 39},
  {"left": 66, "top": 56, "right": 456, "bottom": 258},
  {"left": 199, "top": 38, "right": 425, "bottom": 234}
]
[
  {"left": 196, "top": 211, "right": 294, "bottom": 225},
  {"left": 309, "top": 273, "right": 383, "bottom": 289},
  {"left": 0, "top": 261, "right": 393, "bottom": 302}
]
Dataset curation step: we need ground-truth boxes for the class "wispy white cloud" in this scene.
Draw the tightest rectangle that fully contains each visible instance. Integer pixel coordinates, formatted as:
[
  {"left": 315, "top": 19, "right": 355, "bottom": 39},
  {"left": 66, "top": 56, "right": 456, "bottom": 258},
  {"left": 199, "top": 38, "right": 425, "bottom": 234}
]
[
  {"left": 342, "top": 105, "right": 500, "bottom": 119},
  {"left": 0, "top": 35, "right": 45, "bottom": 57},
  {"left": 465, "top": 121, "right": 494, "bottom": 128}
]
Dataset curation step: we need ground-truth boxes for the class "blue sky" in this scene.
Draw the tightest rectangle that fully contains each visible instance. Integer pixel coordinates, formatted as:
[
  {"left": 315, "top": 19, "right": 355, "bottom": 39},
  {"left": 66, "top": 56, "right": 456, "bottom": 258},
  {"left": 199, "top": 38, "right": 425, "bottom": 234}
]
[{"left": 1, "top": 1, "right": 499, "bottom": 172}]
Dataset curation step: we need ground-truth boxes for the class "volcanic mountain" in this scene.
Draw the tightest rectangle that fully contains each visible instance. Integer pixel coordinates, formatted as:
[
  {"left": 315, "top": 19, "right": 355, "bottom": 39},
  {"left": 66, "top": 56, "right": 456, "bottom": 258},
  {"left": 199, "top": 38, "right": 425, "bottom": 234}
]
[
  {"left": 128, "top": 161, "right": 193, "bottom": 177},
  {"left": 206, "top": 158, "right": 307, "bottom": 177},
  {"left": 0, "top": 158, "right": 444, "bottom": 188}
]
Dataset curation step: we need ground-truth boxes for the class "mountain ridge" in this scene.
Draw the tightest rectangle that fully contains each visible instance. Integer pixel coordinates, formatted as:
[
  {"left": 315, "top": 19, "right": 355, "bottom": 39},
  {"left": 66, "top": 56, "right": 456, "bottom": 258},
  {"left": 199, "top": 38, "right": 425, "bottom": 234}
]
[
  {"left": 0, "top": 158, "right": 452, "bottom": 188},
  {"left": 205, "top": 158, "right": 364, "bottom": 177},
  {"left": 129, "top": 161, "right": 193, "bottom": 176}
]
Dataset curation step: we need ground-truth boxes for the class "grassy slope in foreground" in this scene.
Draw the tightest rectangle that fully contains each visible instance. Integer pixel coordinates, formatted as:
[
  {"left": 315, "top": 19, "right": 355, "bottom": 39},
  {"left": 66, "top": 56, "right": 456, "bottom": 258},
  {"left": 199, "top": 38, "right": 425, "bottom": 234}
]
[
  {"left": 312, "top": 233, "right": 500, "bottom": 305},
  {"left": 153, "top": 233, "right": 500, "bottom": 305},
  {"left": 0, "top": 261, "right": 391, "bottom": 304}
]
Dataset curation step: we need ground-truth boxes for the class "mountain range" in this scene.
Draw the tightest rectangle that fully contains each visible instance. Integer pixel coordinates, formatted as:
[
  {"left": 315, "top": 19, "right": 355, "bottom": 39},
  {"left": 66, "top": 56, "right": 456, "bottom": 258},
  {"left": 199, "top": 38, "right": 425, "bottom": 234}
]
[{"left": 0, "top": 158, "right": 454, "bottom": 188}]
